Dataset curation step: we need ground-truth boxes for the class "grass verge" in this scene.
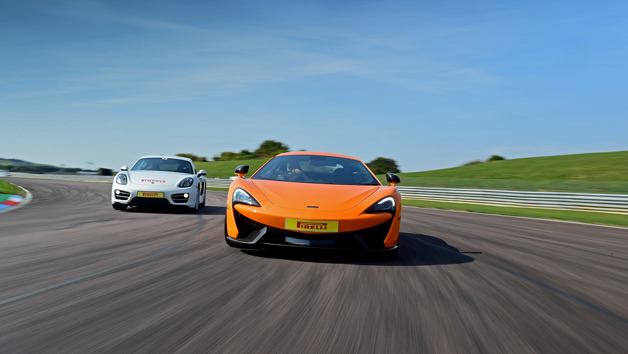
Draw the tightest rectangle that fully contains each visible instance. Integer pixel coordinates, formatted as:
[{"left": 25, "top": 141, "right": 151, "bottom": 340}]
[
  {"left": 206, "top": 186, "right": 229, "bottom": 191},
  {"left": 0, "top": 180, "right": 26, "bottom": 196},
  {"left": 402, "top": 199, "right": 628, "bottom": 228}
]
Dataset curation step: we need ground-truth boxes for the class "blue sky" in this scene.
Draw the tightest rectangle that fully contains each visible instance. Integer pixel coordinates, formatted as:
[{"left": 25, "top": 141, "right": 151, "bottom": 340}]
[{"left": 1, "top": 0, "right": 627, "bottom": 172}]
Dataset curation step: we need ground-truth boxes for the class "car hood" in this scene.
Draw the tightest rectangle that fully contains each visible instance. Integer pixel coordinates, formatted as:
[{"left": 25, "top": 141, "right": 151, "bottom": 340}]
[
  {"left": 128, "top": 171, "right": 190, "bottom": 186},
  {"left": 251, "top": 180, "right": 380, "bottom": 211}
]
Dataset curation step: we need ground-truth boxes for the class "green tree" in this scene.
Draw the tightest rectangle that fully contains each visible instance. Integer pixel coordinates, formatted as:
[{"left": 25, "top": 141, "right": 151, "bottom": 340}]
[
  {"left": 486, "top": 155, "right": 506, "bottom": 162},
  {"left": 213, "top": 151, "right": 239, "bottom": 161},
  {"left": 463, "top": 160, "right": 483, "bottom": 166},
  {"left": 366, "top": 157, "right": 400, "bottom": 175},
  {"left": 254, "top": 140, "right": 290, "bottom": 157},
  {"left": 176, "top": 153, "right": 207, "bottom": 162},
  {"left": 211, "top": 141, "right": 291, "bottom": 161},
  {"left": 236, "top": 150, "right": 255, "bottom": 160}
]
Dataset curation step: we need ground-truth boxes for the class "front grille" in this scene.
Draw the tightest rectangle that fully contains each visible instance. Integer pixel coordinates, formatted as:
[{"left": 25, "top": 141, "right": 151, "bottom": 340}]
[
  {"left": 129, "top": 197, "right": 172, "bottom": 207},
  {"left": 114, "top": 190, "right": 131, "bottom": 201},
  {"left": 233, "top": 211, "right": 393, "bottom": 250},
  {"left": 171, "top": 193, "right": 189, "bottom": 203}
]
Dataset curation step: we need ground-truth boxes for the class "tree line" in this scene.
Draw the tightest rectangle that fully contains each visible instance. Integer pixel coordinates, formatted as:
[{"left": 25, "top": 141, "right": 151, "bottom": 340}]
[{"left": 462, "top": 155, "right": 506, "bottom": 166}]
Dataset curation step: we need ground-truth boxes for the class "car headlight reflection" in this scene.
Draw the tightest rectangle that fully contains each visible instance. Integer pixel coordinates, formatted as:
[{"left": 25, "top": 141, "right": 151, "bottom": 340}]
[
  {"left": 365, "top": 196, "right": 395, "bottom": 214},
  {"left": 233, "top": 188, "right": 261, "bottom": 207},
  {"left": 178, "top": 177, "right": 194, "bottom": 188},
  {"left": 115, "top": 173, "right": 128, "bottom": 185}
]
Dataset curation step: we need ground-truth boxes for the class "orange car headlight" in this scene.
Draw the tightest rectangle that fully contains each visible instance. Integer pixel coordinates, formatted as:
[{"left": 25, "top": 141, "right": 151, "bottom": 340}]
[
  {"left": 233, "top": 188, "right": 261, "bottom": 207},
  {"left": 364, "top": 196, "right": 395, "bottom": 214}
]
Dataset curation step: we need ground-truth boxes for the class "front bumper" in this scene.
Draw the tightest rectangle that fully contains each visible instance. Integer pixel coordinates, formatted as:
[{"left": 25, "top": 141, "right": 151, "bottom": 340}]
[
  {"left": 111, "top": 184, "right": 197, "bottom": 208},
  {"left": 227, "top": 207, "right": 398, "bottom": 251}
]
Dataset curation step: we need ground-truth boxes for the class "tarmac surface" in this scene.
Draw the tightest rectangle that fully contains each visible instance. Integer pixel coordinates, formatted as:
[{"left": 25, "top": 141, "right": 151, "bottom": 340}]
[{"left": 0, "top": 178, "right": 627, "bottom": 353}]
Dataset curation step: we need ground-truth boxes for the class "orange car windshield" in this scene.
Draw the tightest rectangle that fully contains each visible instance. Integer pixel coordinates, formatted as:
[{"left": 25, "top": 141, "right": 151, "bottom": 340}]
[{"left": 253, "top": 155, "right": 380, "bottom": 185}]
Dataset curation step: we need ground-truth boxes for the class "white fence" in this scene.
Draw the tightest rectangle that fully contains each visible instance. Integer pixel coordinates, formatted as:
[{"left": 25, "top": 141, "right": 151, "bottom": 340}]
[
  {"left": 206, "top": 178, "right": 235, "bottom": 188},
  {"left": 5, "top": 172, "right": 114, "bottom": 183},
  {"left": 396, "top": 186, "right": 628, "bottom": 215},
  {"left": 6, "top": 174, "right": 628, "bottom": 214},
  {"left": 207, "top": 179, "right": 628, "bottom": 215}
]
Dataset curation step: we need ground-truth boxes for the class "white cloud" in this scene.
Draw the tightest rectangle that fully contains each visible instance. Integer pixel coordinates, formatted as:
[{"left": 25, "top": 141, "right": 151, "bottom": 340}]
[{"left": 13, "top": 0, "right": 499, "bottom": 102}]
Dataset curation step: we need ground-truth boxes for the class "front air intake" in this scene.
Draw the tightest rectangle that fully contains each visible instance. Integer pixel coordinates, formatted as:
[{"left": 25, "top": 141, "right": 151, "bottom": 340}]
[
  {"left": 114, "top": 190, "right": 131, "bottom": 201},
  {"left": 171, "top": 193, "right": 190, "bottom": 203}
]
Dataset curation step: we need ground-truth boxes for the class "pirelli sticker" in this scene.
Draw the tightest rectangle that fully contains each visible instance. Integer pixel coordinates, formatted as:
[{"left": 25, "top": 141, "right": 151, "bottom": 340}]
[
  {"left": 285, "top": 219, "right": 339, "bottom": 233},
  {"left": 138, "top": 191, "right": 164, "bottom": 198}
]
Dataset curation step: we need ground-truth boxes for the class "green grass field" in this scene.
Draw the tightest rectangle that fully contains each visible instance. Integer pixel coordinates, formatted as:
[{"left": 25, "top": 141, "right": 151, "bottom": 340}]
[
  {"left": 375, "top": 150, "right": 628, "bottom": 194},
  {"left": 400, "top": 150, "right": 628, "bottom": 181},
  {"left": 194, "top": 159, "right": 269, "bottom": 179},
  {"left": 0, "top": 180, "right": 25, "bottom": 196}
]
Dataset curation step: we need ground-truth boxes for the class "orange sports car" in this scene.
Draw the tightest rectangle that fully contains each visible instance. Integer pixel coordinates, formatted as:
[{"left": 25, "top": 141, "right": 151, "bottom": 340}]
[{"left": 224, "top": 152, "right": 401, "bottom": 256}]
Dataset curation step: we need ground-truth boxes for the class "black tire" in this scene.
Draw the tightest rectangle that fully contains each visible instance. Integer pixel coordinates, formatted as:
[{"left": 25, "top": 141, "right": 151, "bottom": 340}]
[
  {"left": 112, "top": 203, "right": 127, "bottom": 211},
  {"left": 199, "top": 190, "right": 206, "bottom": 208},
  {"left": 375, "top": 247, "right": 398, "bottom": 260},
  {"left": 385, "top": 237, "right": 400, "bottom": 259}
]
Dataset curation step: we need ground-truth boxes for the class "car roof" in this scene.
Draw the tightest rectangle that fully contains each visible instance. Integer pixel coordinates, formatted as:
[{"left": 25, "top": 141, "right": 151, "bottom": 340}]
[
  {"left": 137, "top": 155, "right": 193, "bottom": 162},
  {"left": 275, "top": 151, "right": 362, "bottom": 161}
]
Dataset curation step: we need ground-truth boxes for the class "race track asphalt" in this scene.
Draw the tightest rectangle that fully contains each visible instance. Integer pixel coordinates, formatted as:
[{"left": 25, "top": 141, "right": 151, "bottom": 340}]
[{"left": 0, "top": 179, "right": 627, "bottom": 354}]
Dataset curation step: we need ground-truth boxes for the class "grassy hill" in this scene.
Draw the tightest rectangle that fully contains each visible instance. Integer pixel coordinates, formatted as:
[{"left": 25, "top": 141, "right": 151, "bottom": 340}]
[
  {"left": 380, "top": 151, "right": 628, "bottom": 194},
  {"left": 0, "top": 158, "right": 85, "bottom": 174},
  {"left": 0, "top": 158, "right": 41, "bottom": 166},
  {"left": 400, "top": 151, "right": 628, "bottom": 181},
  {"left": 194, "top": 159, "right": 270, "bottom": 179}
]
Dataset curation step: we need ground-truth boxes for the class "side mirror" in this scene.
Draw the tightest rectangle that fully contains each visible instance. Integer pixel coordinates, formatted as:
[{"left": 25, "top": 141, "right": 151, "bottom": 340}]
[
  {"left": 386, "top": 173, "right": 400, "bottom": 186},
  {"left": 235, "top": 165, "right": 249, "bottom": 178},
  {"left": 198, "top": 170, "right": 207, "bottom": 177},
  {"left": 121, "top": 166, "right": 128, "bottom": 171}
]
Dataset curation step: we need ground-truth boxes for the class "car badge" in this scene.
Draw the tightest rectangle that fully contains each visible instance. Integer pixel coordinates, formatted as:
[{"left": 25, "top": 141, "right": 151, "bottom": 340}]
[{"left": 151, "top": 181, "right": 154, "bottom": 184}]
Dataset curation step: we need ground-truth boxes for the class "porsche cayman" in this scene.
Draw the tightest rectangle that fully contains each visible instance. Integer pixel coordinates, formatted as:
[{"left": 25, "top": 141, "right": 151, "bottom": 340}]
[{"left": 112, "top": 156, "right": 207, "bottom": 212}]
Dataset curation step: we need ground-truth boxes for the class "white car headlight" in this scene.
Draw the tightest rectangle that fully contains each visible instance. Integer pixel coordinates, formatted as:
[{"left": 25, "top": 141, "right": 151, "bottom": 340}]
[
  {"left": 233, "top": 188, "right": 261, "bottom": 207},
  {"left": 365, "top": 196, "right": 395, "bottom": 214},
  {"left": 115, "top": 173, "right": 128, "bottom": 185},
  {"left": 178, "top": 177, "right": 194, "bottom": 188}
]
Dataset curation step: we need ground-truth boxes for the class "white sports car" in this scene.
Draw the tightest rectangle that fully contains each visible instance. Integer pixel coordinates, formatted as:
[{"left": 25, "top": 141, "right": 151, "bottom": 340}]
[{"left": 111, "top": 156, "right": 207, "bottom": 212}]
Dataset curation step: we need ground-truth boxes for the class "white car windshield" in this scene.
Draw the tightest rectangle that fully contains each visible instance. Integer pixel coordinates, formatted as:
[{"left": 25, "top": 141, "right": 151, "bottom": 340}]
[
  {"left": 252, "top": 155, "right": 380, "bottom": 185},
  {"left": 131, "top": 158, "right": 194, "bottom": 174}
]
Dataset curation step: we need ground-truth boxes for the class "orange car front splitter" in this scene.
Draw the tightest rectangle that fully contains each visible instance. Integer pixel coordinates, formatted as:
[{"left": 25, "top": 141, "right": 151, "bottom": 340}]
[{"left": 229, "top": 211, "right": 396, "bottom": 251}]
